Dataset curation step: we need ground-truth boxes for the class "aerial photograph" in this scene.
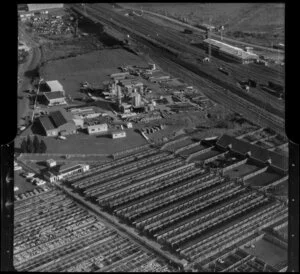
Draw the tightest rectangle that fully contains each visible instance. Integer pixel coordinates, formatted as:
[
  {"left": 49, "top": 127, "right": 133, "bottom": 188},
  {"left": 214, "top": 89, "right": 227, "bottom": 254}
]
[{"left": 15, "top": 3, "right": 287, "bottom": 272}]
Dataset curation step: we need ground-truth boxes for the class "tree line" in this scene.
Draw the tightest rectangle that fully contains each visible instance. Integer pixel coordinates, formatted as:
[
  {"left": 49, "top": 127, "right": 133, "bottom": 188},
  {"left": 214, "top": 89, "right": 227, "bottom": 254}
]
[{"left": 20, "top": 135, "right": 47, "bottom": 153}]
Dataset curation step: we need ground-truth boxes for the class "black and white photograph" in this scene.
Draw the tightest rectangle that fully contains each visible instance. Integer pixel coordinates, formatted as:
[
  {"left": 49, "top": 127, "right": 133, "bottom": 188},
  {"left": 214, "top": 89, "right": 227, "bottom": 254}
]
[{"left": 3, "top": 2, "right": 297, "bottom": 272}]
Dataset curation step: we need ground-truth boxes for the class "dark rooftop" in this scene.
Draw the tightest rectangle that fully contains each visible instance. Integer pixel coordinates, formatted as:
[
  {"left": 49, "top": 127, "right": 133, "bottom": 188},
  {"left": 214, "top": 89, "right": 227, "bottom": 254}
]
[
  {"left": 216, "top": 134, "right": 288, "bottom": 171},
  {"left": 50, "top": 111, "right": 68, "bottom": 128},
  {"left": 39, "top": 116, "right": 55, "bottom": 131},
  {"left": 44, "top": 91, "right": 65, "bottom": 100}
]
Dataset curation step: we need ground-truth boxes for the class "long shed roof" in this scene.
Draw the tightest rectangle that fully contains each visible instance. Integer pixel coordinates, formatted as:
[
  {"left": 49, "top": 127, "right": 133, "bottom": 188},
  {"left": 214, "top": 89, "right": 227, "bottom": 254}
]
[
  {"left": 216, "top": 134, "right": 288, "bottom": 171},
  {"left": 39, "top": 116, "right": 55, "bottom": 131},
  {"left": 46, "top": 80, "right": 64, "bottom": 92}
]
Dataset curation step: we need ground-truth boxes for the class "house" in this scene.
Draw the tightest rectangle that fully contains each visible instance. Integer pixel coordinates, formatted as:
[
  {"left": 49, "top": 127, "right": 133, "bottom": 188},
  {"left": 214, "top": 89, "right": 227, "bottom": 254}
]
[
  {"left": 43, "top": 91, "right": 66, "bottom": 106},
  {"left": 87, "top": 123, "right": 108, "bottom": 135},
  {"left": 38, "top": 110, "right": 77, "bottom": 136},
  {"left": 111, "top": 131, "right": 126, "bottom": 139}
]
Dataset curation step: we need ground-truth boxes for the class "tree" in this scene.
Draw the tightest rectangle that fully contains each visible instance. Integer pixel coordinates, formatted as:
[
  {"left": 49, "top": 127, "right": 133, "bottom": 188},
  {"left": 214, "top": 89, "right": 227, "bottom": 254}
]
[
  {"left": 20, "top": 139, "right": 27, "bottom": 153},
  {"left": 26, "top": 136, "right": 33, "bottom": 153},
  {"left": 33, "top": 135, "right": 40, "bottom": 153},
  {"left": 39, "top": 140, "right": 47, "bottom": 153}
]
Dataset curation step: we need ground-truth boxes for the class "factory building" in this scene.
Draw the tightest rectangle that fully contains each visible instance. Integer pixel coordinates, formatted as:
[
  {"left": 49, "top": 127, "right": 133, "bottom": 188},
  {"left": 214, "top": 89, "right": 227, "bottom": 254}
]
[
  {"left": 27, "top": 3, "right": 64, "bottom": 12},
  {"left": 216, "top": 134, "right": 288, "bottom": 174},
  {"left": 70, "top": 107, "right": 101, "bottom": 119},
  {"left": 110, "top": 72, "right": 129, "bottom": 80},
  {"left": 41, "top": 80, "right": 65, "bottom": 95},
  {"left": 38, "top": 110, "right": 77, "bottom": 136},
  {"left": 111, "top": 131, "right": 126, "bottom": 139},
  {"left": 132, "top": 92, "right": 142, "bottom": 107},
  {"left": 43, "top": 91, "right": 66, "bottom": 106},
  {"left": 86, "top": 123, "right": 108, "bottom": 135},
  {"left": 203, "top": 38, "right": 259, "bottom": 64},
  {"left": 72, "top": 118, "right": 84, "bottom": 129},
  {"left": 44, "top": 163, "right": 89, "bottom": 183}
]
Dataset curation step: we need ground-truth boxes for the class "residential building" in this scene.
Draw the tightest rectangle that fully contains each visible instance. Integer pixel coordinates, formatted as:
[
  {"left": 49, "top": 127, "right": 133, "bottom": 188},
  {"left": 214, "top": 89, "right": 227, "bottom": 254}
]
[
  {"left": 87, "top": 123, "right": 108, "bottom": 135},
  {"left": 111, "top": 131, "right": 126, "bottom": 139}
]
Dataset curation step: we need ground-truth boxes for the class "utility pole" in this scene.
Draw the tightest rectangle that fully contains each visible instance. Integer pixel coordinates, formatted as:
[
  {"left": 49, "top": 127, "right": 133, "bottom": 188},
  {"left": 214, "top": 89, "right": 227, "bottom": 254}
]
[{"left": 208, "top": 16, "right": 212, "bottom": 62}]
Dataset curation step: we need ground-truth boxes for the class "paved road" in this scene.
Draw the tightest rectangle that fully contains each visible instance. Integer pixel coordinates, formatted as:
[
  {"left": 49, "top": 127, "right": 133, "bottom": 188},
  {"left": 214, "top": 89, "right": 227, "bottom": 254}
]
[{"left": 18, "top": 25, "right": 41, "bottom": 128}]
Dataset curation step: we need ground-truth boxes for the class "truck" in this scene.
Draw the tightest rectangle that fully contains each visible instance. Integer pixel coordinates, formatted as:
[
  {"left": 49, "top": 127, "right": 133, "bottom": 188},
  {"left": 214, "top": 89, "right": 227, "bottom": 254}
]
[
  {"left": 218, "top": 67, "right": 230, "bottom": 76},
  {"left": 58, "top": 135, "right": 67, "bottom": 140},
  {"left": 184, "top": 29, "right": 193, "bottom": 34}
]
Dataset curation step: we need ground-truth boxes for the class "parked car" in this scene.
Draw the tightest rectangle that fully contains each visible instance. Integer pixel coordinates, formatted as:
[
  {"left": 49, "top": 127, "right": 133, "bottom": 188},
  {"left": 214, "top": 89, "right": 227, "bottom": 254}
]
[
  {"left": 58, "top": 135, "right": 66, "bottom": 140},
  {"left": 25, "top": 173, "right": 35, "bottom": 178},
  {"left": 14, "top": 166, "right": 22, "bottom": 171}
]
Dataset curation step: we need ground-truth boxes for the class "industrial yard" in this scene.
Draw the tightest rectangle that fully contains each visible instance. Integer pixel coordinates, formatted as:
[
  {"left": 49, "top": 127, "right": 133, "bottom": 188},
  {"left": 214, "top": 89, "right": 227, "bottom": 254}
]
[{"left": 14, "top": 3, "right": 289, "bottom": 273}]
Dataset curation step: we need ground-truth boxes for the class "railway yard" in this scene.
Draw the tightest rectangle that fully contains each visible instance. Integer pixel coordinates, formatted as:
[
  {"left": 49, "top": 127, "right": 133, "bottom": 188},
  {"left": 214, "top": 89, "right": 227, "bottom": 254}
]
[
  {"left": 71, "top": 3, "right": 285, "bottom": 134},
  {"left": 15, "top": 3, "right": 288, "bottom": 273}
]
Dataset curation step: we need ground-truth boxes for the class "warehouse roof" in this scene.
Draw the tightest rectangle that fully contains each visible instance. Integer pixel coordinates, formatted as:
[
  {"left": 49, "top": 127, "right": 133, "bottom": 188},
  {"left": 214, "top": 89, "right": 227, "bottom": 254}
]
[
  {"left": 39, "top": 116, "right": 55, "bottom": 131},
  {"left": 44, "top": 91, "right": 65, "bottom": 100},
  {"left": 87, "top": 123, "right": 108, "bottom": 129},
  {"left": 49, "top": 111, "right": 68, "bottom": 128},
  {"left": 46, "top": 80, "right": 64, "bottom": 92},
  {"left": 216, "top": 134, "right": 288, "bottom": 171},
  {"left": 204, "top": 38, "right": 258, "bottom": 60}
]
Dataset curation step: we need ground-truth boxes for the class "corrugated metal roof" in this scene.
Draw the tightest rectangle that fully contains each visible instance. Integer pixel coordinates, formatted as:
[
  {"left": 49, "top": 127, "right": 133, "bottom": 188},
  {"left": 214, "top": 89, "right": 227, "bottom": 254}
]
[
  {"left": 27, "top": 4, "right": 64, "bottom": 11},
  {"left": 216, "top": 134, "right": 287, "bottom": 171},
  {"left": 204, "top": 38, "right": 258, "bottom": 60},
  {"left": 44, "top": 91, "right": 65, "bottom": 100},
  {"left": 46, "top": 80, "right": 64, "bottom": 92},
  {"left": 39, "top": 116, "right": 55, "bottom": 131},
  {"left": 49, "top": 111, "right": 68, "bottom": 128}
]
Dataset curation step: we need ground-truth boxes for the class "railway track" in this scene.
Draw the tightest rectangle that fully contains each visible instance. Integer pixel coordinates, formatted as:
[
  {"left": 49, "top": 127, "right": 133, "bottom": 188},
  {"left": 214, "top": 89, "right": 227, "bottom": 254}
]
[
  {"left": 72, "top": 4, "right": 285, "bottom": 134},
  {"left": 79, "top": 4, "right": 284, "bottom": 113}
]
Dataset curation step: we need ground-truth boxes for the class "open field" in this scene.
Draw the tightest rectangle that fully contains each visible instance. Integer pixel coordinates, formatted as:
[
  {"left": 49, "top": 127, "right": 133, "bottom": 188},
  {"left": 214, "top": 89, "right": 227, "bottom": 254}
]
[
  {"left": 40, "top": 48, "right": 149, "bottom": 99},
  {"left": 15, "top": 129, "right": 147, "bottom": 155},
  {"left": 120, "top": 3, "right": 284, "bottom": 47}
]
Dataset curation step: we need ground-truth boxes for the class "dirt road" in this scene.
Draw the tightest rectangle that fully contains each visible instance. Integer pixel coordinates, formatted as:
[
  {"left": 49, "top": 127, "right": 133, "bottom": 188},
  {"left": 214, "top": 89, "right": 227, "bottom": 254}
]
[{"left": 18, "top": 26, "right": 41, "bottom": 127}]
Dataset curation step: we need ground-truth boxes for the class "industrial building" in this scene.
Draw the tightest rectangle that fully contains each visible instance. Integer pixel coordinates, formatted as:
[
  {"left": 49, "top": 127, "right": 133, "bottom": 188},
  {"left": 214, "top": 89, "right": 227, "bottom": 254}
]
[
  {"left": 87, "top": 123, "right": 108, "bottom": 135},
  {"left": 42, "top": 80, "right": 65, "bottom": 94},
  {"left": 70, "top": 107, "right": 101, "bottom": 119},
  {"left": 132, "top": 92, "right": 142, "bottom": 107},
  {"left": 43, "top": 91, "right": 66, "bottom": 106},
  {"left": 216, "top": 134, "right": 288, "bottom": 174},
  {"left": 38, "top": 110, "right": 77, "bottom": 136},
  {"left": 44, "top": 163, "right": 89, "bottom": 183},
  {"left": 203, "top": 38, "right": 259, "bottom": 64},
  {"left": 27, "top": 3, "right": 64, "bottom": 12},
  {"left": 111, "top": 131, "right": 126, "bottom": 139},
  {"left": 110, "top": 72, "right": 130, "bottom": 80}
]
